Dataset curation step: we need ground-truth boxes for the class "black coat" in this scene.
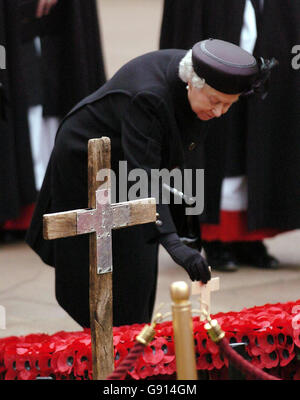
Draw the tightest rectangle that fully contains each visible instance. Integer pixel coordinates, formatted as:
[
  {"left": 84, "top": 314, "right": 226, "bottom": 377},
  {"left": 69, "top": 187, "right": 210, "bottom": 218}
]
[
  {"left": 0, "top": 0, "right": 106, "bottom": 224},
  {"left": 0, "top": 0, "right": 36, "bottom": 224},
  {"left": 20, "top": 0, "right": 107, "bottom": 118},
  {"left": 26, "top": 50, "right": 211, "bottom": 327},
  {"left": 160, "top": 0, "right": 300, "bottom": 231}
]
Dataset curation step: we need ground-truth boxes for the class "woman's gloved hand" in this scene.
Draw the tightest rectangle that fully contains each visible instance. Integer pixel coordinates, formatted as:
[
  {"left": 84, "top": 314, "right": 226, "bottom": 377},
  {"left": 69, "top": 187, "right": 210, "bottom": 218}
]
[{"left": 159, "top": 232, "right": 211, "bottom": 283}]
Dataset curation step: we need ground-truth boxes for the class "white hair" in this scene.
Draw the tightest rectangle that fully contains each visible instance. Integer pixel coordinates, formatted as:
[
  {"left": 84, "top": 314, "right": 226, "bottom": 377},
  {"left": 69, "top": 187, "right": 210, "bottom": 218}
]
[{"left": 178, "top": 50, "right": 205, "bottom": 89}]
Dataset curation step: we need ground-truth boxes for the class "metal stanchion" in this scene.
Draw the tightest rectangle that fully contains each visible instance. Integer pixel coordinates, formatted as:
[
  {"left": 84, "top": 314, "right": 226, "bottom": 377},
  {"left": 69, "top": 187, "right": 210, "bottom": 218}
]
[{"left": 170, "top": 281, "right": 198, "bottom": 380}]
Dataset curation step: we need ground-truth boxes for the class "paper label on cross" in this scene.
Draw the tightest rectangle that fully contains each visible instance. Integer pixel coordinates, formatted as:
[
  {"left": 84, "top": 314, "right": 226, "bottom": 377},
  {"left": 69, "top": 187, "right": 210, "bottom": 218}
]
[{"left": 191, "top": 277, "right": 220, "bottom": 321}]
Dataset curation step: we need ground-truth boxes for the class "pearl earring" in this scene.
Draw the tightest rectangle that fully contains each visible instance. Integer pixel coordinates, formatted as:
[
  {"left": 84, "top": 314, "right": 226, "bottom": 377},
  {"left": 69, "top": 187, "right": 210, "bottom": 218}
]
[{"left": 186, "top": 85, "right": 189, "bottom": 90}]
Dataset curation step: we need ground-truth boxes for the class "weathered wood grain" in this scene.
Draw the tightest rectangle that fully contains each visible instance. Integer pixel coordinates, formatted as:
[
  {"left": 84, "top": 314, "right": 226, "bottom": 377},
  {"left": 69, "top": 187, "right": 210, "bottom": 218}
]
[
  {"left": 112, "top": 198, "right": 156, "bottom": 229},
  {"left": 43, "top": 211, "right": 78, "bottom": 240},
  {"left": 88, "top": 138, "right": 114, "bottom": 380}
]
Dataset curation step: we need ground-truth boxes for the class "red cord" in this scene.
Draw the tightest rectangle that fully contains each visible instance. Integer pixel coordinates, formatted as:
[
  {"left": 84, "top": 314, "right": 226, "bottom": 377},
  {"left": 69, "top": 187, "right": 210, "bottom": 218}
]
[
  {"left": 107, "top": 331, "right": 282, "bottom": 380},
  {"left": 219, "top": 338, "right": 281, "bottom": 380},
  {"left": 106, "top": 342, "right": 145, "bottom": 380}
]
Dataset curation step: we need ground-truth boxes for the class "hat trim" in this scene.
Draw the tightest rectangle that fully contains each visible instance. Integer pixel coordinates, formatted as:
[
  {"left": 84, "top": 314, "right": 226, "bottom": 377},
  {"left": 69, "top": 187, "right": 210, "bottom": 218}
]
[{"left": 200, "top": 41, "right": 256, "bottom": 69}]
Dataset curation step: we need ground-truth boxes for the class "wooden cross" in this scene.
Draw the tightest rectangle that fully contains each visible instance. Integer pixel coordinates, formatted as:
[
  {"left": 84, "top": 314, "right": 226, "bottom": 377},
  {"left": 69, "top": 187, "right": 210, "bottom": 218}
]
[
  {"left": 43, "top": 137, "right": 157, "bottom": 380},
  {"left": 191, "top": 277, "right": 220, "bottom": 321}
]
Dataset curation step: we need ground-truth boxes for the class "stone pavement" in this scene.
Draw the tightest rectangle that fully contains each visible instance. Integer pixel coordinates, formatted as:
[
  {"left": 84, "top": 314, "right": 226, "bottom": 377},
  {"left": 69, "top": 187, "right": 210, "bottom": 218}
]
[{"left": 1, "top": 0, "right": 299, "bottom": 338}]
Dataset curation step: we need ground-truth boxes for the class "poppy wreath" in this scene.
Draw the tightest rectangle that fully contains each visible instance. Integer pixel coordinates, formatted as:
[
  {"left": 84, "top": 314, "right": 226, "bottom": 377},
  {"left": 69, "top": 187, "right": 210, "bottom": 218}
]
[{"left": 1, "top": 300, "right": 300, "bottom": 380}]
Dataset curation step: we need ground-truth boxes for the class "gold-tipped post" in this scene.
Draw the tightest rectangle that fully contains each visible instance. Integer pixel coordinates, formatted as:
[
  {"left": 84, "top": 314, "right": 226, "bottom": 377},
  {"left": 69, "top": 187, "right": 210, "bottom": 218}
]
[{"left": 170, "top": 281, "right": 198, "bottom": 380}]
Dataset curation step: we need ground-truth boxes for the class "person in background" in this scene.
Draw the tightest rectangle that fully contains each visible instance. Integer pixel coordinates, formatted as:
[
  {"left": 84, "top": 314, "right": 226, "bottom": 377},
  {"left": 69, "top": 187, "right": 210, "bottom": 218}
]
[
  {"left": 0, "top": 0, "right": 37, "bottom": 244},
  {"left": 0, "top": 0, "right": 106, "bottom": 243}
]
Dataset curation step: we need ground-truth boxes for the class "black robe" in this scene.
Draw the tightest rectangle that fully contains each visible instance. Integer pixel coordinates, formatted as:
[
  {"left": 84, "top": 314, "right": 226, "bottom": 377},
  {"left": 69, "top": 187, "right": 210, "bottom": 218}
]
[
  {"left": 21, "top": 0, "right": 107, "bottom": 118},
  {"left": 0, "top": 0, "right": 106, "bottom": 225},
  {"left": 39, "top": 0, "right": 106, "bottom": 118},
  {"left": 160, "top": 0, "right": 300, "bottom": 231},
  {"left": 26, "top": 50, "right": 210, "bottom": 327},
  {"left": 0, "top": 0, "right": 36, "bottom": 224}
]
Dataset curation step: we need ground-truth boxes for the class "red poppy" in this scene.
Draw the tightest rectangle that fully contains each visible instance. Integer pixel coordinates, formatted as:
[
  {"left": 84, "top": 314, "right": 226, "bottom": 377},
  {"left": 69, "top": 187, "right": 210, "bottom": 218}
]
[
  {"left": 142, "top": 343, "right": 165, "bottom": 365},
  {"left": 122, "top": 329, "right": 140, "bottom": 343},
  {"left": 256, "top": 332, "right": 277, "bottom": 354},
  {"left": 251, "top": 355, "right": 263, "bottom": 369},
  {"left": 260, "top": 350, "right": 279, "bottom": 369},
  {"left": 149, "top": 363, "right": 162, "bottom": 377},
  {"left": 18, "top": 368, "right": 38, "bottom": 381},
  {"left": 0, "top": 363, "right": 5, "bottom": 375},
  {"left": 128, "top": 364, "right": 140, "bottom": 380},
  {"left": 4, "top": 369, "right": 18, "bottom": 380},
  {"left": 113, "top": 335, "right": 121, "bottom": 346},
  {"left": 212, "top": 353, "right": 225, "bottom": 369},
  {"left": 196, "top": 333, "right": 209, "bottom": 353},
  {"left": 37, "top": 351, "right": 53, "bottom": 375},
  {"left": 196, "top": 352, "right": 215, "bottom": 371},
  {"left": 51, "top": 348, "right": 76, "bottom": 375},
  {"left": 135, "top": 358, "right": 152, "bottom": 380},
  {"left": 74, "top": 344, "right": 92, "bottom": 378},
  {"left": 114, "top": 343, "right": 129, "bottom": 369},
  {"left": 276, "top": 332, "right": 286, "bottom": 348},
  {"left": 22, "top": 334, "right": 49, "bottom": 344},
  {"left": 15, "top": 349, "right": 39, "bottom": 381},
  {"left": 278, "top": 348, "right": 295, "bottom": 367},
  {"left": 77, "top": 335, "right": 91, "bottom": 346},
  {"left": 284, "top": 334, "right": 295, "bottom": 353},
  {"left": 293, "top": 328, "right": 300, "bottom": 348},
  {"left": 206, "top": 338, "right": 219, "bottom": 355},
  {"left": 247, "top": 335, "right": 264, "bottom": 357},
  {"left": 158, "top": 325, "right": 173, "bottom": 337},
  {"left": 3, "top": 343, "right": 17, "bottom": 374},
  {"left": 160, "top": 357, "right": 176, "bottom": 376}
]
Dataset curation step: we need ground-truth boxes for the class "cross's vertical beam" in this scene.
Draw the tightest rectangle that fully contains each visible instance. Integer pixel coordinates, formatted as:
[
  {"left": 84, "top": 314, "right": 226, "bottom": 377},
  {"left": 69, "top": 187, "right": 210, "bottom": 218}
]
[{"left": 88, "top": 138, "right": 114, "bottom": 380}]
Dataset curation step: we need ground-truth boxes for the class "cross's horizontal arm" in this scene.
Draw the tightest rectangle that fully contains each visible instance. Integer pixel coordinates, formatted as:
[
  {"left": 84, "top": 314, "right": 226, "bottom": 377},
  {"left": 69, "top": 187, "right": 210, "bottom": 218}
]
[
  {"left": 112, "top": 198, "right": 156, "bottom": 229},
  {"left": 43, "top": 210, "right": 79, "bottom": 240},
  {"left": 43, "top": 198, "right": 157, "bottom": 240}
]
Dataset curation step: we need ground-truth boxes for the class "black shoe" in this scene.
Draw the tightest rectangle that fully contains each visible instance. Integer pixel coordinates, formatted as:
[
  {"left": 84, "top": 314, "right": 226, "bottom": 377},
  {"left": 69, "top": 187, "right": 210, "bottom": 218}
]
[
  {"left": 232, "top": 241, "right": 279, "bottom": 269},
  {"left": 203, "top": 241, "right": 239, "bottom": 272}
]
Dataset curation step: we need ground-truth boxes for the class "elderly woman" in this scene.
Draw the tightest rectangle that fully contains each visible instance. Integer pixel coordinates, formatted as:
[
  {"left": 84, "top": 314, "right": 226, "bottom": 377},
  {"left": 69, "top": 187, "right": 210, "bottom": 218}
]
[{"left": 27, "top": 39, "right": 274, "bottom": 328}]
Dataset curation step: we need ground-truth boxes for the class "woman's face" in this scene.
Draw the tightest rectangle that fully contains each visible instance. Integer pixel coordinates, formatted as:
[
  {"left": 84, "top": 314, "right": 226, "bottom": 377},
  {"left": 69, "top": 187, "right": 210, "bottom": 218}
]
[{"left": 187, "top": 83, "right": 241, "bottom": 121}]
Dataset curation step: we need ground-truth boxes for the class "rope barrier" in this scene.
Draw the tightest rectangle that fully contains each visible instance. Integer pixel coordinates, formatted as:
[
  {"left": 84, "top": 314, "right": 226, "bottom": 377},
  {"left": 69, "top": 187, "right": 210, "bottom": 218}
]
[
  {"left": 203, "top": 312, "right": 282, "bottom": 380},
  {"left": 106, "top": 307, "right": 283, "bottom": 381},
  {"left": 219, "top": 338, "right": 280, "bottom": 380},
  {"left": 106, "top": 312, "right": 165, "bottom": 380},
  {"left": 106, "top": 342, "right": 145, "bottom": 380}
]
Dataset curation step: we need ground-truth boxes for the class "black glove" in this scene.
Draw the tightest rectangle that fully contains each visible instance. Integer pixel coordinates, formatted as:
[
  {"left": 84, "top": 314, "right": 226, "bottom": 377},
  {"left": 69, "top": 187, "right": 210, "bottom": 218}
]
[{"left": 159, "top": 232, "right": 211, "bottom": 283}]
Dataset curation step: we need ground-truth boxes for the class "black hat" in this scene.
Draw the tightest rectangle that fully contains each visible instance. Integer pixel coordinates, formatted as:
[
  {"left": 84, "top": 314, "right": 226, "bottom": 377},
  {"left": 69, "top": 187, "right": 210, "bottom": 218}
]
[{"left": 192, "top": 38, "right": 277, "bottom": 97}]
